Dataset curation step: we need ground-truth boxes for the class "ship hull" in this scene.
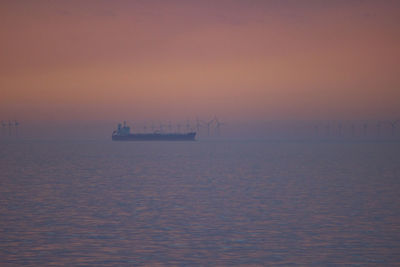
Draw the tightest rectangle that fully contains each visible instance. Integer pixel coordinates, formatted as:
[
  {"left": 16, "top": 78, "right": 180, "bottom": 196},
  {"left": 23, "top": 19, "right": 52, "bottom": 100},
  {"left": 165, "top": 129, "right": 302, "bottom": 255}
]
[{"left": 112, "top": 132, "right": 196, "bottom": 141}]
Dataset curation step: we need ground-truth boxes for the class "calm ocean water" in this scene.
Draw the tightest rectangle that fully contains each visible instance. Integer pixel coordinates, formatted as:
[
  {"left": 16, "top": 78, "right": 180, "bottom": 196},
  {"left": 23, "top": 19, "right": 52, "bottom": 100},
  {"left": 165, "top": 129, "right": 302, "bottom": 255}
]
[{"left": 1, "top": 140, "right": 400, "bottom": 266}]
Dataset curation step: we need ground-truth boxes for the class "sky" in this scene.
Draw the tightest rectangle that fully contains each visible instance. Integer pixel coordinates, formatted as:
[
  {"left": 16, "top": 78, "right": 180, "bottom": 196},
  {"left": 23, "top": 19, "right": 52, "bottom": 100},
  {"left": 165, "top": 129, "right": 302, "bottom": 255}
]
[{"left": 1, "top": 0, "right": 400, "bottom": 136}]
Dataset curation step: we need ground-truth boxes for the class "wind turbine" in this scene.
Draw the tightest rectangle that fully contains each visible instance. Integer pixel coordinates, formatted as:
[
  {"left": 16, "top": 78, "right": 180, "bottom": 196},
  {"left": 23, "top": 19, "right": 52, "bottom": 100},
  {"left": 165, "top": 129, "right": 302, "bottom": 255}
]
[
  {"left": 337, "top": 122, "right": 343, "bottom": 137},
  {"left": 325, "top": 122, "right": 331, "bottom": 137},
  {"left": 362, "top": 122, "right": 368, "bottom": 137},
  {"left": 395, "top": 119, "right": 400, "bottom": 137},
  {"left": 213, "top": 116, "right": 224, "bottom": 136},
  {"left": 376, "top": 121, "right": 382, "bottom": 138},
  {"left": 159, "top": 122, "right": 165, "bottom": 133},
  {"left": 1, "top": 121, "right": 6, "bottom": 137},
  {"left": 8, "top": 121, "right": 12, "bottom": 136},
  {"left": 387, "top": 120, "right": 398, "bottom": 136},
  {"left": 14, "top": 120, "right": 19, "bottom": 137},
  {"left": 195, "top": 116, "right": 209, "bottom": 136},
  {"left": 351, "top": 122, "right": 355, "bottom": 137},
  {"left": 168, "top": 121, "right": 172, "bottom": 133},
  {"left": 186, "top": 120, "right": 191, "bottom": 132},
  {"left": 313, "top": 123, "right": 319, "bottom": 137},
  {"left": 205, "top": 118, "right": 214, "bottom": 137},
  {"left": 196, "top": 117, "right": 202, "bottom": 133}
]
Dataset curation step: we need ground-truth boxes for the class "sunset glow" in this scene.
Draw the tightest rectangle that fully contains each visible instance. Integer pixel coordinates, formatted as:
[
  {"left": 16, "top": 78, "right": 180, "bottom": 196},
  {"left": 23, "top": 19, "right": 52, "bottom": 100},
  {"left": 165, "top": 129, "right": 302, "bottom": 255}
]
[{"left": 1, "top": 1, "right": 399, "bottom": 123}]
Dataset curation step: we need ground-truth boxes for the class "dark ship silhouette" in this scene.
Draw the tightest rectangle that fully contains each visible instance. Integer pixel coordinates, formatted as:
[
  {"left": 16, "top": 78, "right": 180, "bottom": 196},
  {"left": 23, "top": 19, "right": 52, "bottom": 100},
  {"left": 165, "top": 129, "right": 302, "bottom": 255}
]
[{"left": 112, "top": 121, "right": 196, "bottom": 141}]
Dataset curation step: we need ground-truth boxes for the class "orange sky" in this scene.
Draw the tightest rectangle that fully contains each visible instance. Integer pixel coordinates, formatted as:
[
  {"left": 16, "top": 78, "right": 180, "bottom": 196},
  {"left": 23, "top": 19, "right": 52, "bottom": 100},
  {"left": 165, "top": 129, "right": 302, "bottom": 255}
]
[{"left": 1, "top": 0, "right": 400, "bottom": 123}]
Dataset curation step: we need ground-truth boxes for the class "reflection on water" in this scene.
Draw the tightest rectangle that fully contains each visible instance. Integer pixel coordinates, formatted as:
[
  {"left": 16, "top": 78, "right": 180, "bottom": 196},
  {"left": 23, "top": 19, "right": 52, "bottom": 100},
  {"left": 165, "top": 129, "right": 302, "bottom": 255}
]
[{"left": 1, "top": 140, "right": 400, "bottom": 265}]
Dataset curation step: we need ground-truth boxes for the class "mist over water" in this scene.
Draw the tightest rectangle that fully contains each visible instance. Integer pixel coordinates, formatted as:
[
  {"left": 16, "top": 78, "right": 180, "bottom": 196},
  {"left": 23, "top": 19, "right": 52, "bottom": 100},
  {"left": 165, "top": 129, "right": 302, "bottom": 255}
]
[
  {"left": 1, "top": 140, "right": 400, "bottom": 265},
  {"left": 6, "top": 118, "right": 400, "bottom": 141}
]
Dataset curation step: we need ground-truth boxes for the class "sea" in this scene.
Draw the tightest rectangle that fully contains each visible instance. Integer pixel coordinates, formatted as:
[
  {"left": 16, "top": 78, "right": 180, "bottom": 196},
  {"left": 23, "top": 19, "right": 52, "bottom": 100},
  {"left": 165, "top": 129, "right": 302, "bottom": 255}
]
[{"left": 1, "top": 140, "right": 400, "bottom": 266}]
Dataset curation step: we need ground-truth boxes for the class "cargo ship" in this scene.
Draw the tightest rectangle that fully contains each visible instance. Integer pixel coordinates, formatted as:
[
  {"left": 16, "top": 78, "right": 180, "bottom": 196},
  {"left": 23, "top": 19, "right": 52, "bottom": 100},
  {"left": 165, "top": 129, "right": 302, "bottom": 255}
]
[{"left": 112, "top": 121, "right": 196, "bottom": 141}]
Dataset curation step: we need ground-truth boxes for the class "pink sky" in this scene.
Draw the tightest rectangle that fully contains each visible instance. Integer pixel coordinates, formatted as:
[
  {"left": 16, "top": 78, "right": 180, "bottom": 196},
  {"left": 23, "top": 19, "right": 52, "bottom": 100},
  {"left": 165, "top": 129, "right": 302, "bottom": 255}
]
[{"left": 1, "top": 0, "right": 400, "bottom": 124}]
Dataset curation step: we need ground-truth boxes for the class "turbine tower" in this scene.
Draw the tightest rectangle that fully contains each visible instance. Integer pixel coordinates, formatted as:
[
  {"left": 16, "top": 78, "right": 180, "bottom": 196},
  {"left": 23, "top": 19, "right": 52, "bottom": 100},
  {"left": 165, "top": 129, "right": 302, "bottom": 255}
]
[
  {"left": 196, "top": 117, "right": 202, "bottom": 133},
  {"left": 1, "top": 121, "right": 6, "bottom": 137},
  {"left": 387, "top": 120, "right": 397, "bottom": 136},
  {"left": 195, "top": 117, "right": 208, "bottom": 136},
  {"left": 14, "top": 120, "right": 19, "bottom": 137},
  {"left": 351, "top": 123, "right": 355, "bottom": 137},
  {"left": 205, "top": 118, "right": 214, "bottom": 137},
  {"left": 376, "top": 121, "right": 382, "bottom": 138},
  {"left": 168, "top": 121, "right": 172, "bottom": 133},
  {"left": 159, "top": 122, "right": 165, "bottom": 133},
  {"left": 186, "top": 120, "right": 190, "bottom": 132},
  {"left": 337, "top": 122, "right": 343, "bottom": 137},
  {"left": 213, "top": 116, "right": 224, "bottom": 136},
  {"left": 314, "top": 123, "right": 319, "bottom": 137},
  {"left": 8, "top": 121, "right": 12, "bottom": 136},
  {"left": 325, "top": 122, "right": 331, "bottom": 137},
  {"left": 395, "top": 119, "right": 400, "bottom": 137},
  {"left": 363, "top": 122, "right": 368, "bottom": 137}
]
